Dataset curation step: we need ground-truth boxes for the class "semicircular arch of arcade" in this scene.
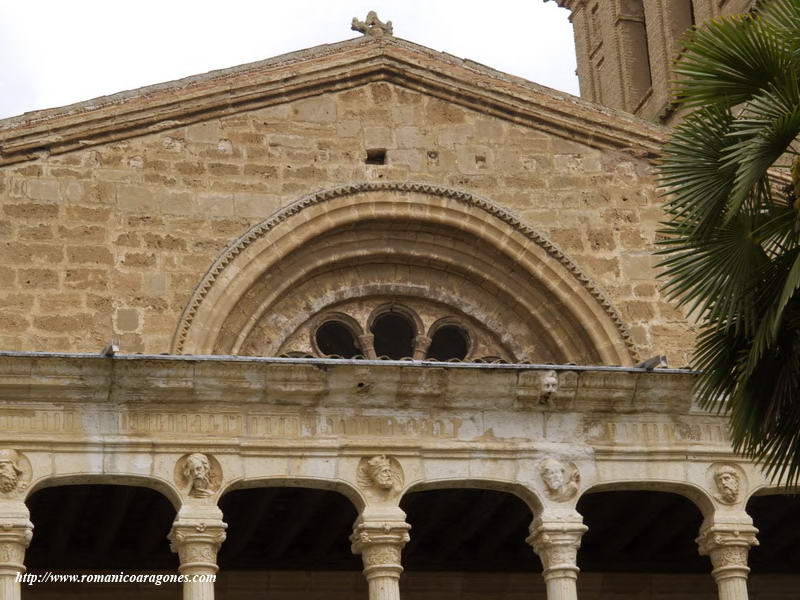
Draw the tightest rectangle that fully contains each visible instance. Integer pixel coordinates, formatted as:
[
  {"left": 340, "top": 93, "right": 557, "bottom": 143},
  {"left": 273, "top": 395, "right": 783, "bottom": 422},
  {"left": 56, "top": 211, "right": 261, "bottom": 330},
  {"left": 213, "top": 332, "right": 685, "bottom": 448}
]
[{"left": 174, "top": 182, "right": 636, "bottom": 365}]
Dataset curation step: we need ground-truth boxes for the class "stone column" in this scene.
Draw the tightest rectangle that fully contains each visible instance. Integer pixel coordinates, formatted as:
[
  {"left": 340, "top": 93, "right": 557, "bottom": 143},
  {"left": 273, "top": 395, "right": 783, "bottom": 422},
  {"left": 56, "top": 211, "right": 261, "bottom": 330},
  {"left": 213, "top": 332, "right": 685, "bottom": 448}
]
[
  {"left": 412, "top": 335, "right": 431, "bottom": 360},
  {"left": 527, "top": 519, "right": 587, "bottom": 600},
  {"left": 0, "top": 516, "right": 33, "bottom": 600},
  {"left": 169, "top": 519, "right": 227, "bottom": 600},
  {"left": 697, "top": 523, "right": 758, "bottom": 600},
  {"left": 359, "top": 334, "right": 376, "bottom": 359},
  {"left": 351, "top": 520, "right": 411, "bottom": 600}
]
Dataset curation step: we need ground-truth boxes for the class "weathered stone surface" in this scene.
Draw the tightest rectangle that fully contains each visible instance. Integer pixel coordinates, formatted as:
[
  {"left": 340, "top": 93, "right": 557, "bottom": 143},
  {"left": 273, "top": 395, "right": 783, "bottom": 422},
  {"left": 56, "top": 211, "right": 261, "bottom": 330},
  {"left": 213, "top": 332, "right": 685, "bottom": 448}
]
[{"left": 0, "top": 42, "right": 688, "bottom": 361}]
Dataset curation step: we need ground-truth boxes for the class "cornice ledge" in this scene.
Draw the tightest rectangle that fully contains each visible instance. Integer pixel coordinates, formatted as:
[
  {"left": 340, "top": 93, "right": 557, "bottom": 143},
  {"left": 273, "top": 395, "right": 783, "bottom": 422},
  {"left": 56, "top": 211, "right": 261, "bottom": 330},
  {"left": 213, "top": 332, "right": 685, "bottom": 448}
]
[{"left": 0, "top": 354, "right": 697, "bottom": 414}]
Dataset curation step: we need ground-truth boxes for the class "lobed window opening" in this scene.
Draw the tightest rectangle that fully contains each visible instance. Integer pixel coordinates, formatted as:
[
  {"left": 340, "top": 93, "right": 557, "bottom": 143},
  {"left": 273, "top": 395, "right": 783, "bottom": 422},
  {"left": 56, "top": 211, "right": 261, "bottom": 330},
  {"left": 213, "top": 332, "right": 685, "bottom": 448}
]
[
  {"left": 426, "top": 325, "right": 469, "bottom": 361},
  {"left": 315, "top": 321, "right": 362, "bottom": 358},
  {"left": 371, "top": 313, "right": 415, "bottom": 360}
]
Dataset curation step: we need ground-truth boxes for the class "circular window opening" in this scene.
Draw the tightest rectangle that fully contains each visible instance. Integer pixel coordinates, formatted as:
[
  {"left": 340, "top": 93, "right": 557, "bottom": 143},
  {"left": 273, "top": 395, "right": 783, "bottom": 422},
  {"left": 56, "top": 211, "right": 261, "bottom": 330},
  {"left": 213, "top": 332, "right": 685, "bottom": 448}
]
[
  {"left": 315, "top": 321, "right": 361, "bottom": 358},
  {"left": 372, "top": 313, "right": 415, "bottom": 360},
  {"left": 426, "top": 325, "right": 469, "bottom": 361}
]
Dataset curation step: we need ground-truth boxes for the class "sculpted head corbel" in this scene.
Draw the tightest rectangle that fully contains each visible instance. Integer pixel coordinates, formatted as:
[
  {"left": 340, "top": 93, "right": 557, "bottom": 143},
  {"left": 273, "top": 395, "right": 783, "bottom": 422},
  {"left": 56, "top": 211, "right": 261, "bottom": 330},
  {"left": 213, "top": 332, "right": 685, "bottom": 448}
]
[
  {"left": 0, "top": 449, "right": 30, "bottom": 495},
  {"left": 710, "top": 463, "right": 745, "bottom": 506},
  {"left": 539, "top": 457, "right": 580, "bottom": 502},
  {"left": 175, "top": 453, "right": 222, "bottom": 499},
  {"left": 357, "top": 455, "right": 404, "bottom": 502}
]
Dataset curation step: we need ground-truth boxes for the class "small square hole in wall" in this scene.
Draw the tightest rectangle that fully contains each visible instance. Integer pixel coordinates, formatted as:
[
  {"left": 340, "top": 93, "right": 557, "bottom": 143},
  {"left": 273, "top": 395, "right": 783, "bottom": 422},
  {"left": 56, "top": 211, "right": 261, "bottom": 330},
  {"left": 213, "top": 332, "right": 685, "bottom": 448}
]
[
  {"left": 475, "top": 155, "right": 487, "bottom": 168},
  {"left": 366, "top": 149, "right": 387, "bottom": 165}
]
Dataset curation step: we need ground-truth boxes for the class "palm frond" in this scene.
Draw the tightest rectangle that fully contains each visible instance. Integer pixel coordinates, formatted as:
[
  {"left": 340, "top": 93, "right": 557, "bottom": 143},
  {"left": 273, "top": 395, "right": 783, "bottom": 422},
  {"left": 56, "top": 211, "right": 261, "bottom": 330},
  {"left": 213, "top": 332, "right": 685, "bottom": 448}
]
[{"left": 658, "top": 0, "right": 800, "bottom": 487}]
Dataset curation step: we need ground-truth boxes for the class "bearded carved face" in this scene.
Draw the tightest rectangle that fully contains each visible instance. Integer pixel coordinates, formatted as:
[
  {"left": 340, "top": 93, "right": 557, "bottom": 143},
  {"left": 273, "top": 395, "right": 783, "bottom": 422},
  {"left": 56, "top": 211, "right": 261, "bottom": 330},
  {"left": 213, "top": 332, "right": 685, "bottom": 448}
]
[
  {"left": 0, "top": 460, "right": 22, "bottom": 493},
  {"left": 0, "top": 454, "right": 23, "bottom": 494},
  {"left": 715, "top": 469, "right": 740, "bottom": 504},
  {"left": 368, "top": 459, "right": 395, "bottom": 490},
  {"left": 540, "top": 461, "right": 565, "bottom": 492},
  {"left": 184, "top": 453, "right": 213, "bottom": 497}
]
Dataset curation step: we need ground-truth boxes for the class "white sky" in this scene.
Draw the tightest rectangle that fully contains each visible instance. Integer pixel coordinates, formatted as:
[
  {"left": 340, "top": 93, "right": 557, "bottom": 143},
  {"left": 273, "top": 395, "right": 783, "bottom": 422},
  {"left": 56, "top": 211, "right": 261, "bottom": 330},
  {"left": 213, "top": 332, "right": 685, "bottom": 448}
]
[{"left": 0, "top": 1, "right": 578, "bottom": 121}]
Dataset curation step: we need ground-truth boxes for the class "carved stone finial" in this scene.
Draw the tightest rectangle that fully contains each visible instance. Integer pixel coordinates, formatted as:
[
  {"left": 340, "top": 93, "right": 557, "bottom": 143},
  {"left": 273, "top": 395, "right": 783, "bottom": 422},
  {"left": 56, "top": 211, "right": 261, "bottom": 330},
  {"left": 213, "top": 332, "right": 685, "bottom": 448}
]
[
  {"left": 539, "top": 457, "right": 580, "bottom": 502},
  {"left": 352, "top": 11, "right": 394, "bottom": 37}
]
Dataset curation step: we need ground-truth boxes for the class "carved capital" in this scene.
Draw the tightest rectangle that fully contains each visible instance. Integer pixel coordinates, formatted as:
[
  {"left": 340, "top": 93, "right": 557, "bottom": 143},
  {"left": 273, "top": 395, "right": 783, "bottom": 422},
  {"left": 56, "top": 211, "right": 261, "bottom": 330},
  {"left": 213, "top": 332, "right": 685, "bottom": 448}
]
[
  {"left": 527, "top": 521, "right": 587, "bottom": 582},
  {"left": 696, "top": 524, "right": 758, "bottom": 581},
  {"left": 0, "top": 520, "right": 33, "bottom": 573},
  {"left": 350, "top": 521, "right": 411, "bottom": 579},
  {"left": 168, "top": 520, "right": 227, "bottom": 575}
]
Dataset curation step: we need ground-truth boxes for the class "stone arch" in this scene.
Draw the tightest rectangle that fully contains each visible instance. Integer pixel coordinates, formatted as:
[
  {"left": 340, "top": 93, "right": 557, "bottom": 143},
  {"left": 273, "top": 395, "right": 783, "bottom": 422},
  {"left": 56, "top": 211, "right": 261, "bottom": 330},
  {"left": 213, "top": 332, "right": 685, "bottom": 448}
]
[
  {"left": 311, "top": 311, "right": 365, "bottom": 357},
  {"left": 579, "top": 480, "right": 715, "bottom": 519},
  {"left": 746, "top": 482, "right": 800, "bottom": 502},
  {"left": 26, "top": 472, "right": 182, "bottom": 510},
  {"left": 402, "top": 477, "right": 544, "bottom": 516},
  {"left": 173, "top": 182, "right": 637, "bottom": 365},
  {"left": 220, "top": 476, "right": 366, "bottom": 512}
]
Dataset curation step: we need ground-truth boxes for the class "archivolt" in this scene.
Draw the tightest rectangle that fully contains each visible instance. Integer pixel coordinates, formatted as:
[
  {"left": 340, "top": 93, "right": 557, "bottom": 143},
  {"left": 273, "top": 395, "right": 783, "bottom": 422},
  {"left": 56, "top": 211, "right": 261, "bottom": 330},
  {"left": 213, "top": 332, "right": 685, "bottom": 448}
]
[{"left": 172, "top": 182, "right": 638, "bottom": 364}]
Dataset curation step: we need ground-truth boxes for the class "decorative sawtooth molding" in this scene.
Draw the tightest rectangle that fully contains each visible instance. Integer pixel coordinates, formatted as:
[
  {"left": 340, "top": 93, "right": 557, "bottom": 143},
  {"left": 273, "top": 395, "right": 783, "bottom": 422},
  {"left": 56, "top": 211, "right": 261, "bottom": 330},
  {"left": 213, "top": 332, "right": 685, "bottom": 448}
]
[{"left": 172, "top": 182, "right": 639, "bottom": 361}]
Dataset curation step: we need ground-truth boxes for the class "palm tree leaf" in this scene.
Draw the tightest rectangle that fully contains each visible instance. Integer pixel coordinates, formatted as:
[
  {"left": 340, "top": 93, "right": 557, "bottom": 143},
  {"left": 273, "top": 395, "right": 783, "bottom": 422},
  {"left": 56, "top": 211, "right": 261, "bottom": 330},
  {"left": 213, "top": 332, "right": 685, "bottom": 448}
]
[{"left": 674, "top": 14, "right": 791, "bottom": 109}]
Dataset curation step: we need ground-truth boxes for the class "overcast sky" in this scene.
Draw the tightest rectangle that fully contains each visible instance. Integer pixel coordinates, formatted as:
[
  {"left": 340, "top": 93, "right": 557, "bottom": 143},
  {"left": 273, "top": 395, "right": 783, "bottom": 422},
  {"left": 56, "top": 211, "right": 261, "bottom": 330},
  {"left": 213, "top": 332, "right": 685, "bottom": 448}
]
[{"left": 0, "top": 1, "right": 578, "bottom": 120}]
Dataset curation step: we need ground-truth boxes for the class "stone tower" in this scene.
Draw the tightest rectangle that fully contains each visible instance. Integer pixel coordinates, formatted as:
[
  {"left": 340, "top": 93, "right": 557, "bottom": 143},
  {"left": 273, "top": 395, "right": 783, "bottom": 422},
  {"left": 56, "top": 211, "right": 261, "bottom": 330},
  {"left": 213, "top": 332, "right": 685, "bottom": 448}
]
[{"left": 549, "top": 0, "right": 756, "bottom": 124}]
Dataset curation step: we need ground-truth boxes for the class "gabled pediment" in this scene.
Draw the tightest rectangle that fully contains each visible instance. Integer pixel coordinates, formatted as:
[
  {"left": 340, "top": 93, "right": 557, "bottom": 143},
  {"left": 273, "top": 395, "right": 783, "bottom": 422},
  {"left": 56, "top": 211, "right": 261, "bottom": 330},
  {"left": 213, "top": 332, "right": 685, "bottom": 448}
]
[{"left": 0, "top": 35, "right": 665, "bottom": 166}]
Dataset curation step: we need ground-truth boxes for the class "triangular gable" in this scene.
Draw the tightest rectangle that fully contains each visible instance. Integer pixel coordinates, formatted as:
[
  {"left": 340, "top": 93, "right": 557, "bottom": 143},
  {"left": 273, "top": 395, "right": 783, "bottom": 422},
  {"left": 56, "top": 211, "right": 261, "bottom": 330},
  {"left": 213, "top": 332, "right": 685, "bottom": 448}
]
[{"left": 0, "top": 35, "right": 666, "bottom": 166}]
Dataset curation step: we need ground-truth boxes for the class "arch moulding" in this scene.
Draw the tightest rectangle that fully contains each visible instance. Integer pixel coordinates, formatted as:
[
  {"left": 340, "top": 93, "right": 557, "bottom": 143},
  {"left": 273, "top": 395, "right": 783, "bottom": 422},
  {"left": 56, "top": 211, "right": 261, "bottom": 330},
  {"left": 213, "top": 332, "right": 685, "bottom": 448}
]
[{"left": 172, "top": 182, "right": 638, "bottom": 364}]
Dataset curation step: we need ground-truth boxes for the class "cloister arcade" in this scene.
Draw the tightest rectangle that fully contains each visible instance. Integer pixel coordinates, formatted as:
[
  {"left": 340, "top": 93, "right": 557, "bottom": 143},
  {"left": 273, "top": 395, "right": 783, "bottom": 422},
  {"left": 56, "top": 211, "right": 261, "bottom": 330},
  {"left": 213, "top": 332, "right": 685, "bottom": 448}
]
[{"left": 1, "top": 353, "right": 799, "bottom": 600}]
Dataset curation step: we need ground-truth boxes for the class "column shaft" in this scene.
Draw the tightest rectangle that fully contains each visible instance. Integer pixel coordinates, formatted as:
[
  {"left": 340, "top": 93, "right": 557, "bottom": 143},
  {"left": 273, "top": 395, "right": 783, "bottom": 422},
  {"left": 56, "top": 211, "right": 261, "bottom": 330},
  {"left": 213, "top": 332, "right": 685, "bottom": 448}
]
[
  {"left": 545, "top": 575, "right": 579, "bottom": 600},
  {"left": 717, "top": 577, "right": 749, "bottom": 600},
  {"left": 367, "top": 575, "right": 401, "bottom": 600}
]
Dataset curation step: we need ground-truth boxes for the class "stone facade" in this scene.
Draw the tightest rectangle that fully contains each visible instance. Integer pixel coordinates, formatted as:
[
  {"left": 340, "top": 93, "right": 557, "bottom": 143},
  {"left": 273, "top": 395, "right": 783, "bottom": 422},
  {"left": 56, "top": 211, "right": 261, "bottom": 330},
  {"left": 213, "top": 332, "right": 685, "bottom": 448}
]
[
  {"left": 0, "top": 10, "right": 796, "bottom": 600},
  {"left": 0, "top": 36, "right": 691, "bottom": 366}
]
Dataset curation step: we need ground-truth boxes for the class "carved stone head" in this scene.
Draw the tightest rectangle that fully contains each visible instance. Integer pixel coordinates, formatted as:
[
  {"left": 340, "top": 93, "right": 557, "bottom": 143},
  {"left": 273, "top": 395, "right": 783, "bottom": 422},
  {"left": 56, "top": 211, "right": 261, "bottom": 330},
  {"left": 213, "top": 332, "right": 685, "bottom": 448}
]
[
  {"left": 713, "top": 464, "right": 741, "bottom": 505},
  {"left": 0, "top": 449, "right": 24, "bottom": 494},
  {"left": 541, "top": 370, "right": 559, "bottom": 397},
  {"left": 366, "top": 455, "right": 394, "bottom": 490},
  {"left": 539, "top": 457, "right": 579, "bottom": 502},
  {"left": 177, "top": 453, "right": 220, "bottom": 498},
  {"left": 357, "top": 455, "right": 403, "bottom": 500}
]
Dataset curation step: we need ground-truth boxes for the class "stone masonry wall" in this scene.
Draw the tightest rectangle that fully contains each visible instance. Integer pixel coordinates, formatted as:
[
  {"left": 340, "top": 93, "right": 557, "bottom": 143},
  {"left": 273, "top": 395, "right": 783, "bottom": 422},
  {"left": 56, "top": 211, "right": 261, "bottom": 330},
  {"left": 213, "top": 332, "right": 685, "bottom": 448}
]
[{"left": 0, "top": 82, "right": 694, "bottom": 365}]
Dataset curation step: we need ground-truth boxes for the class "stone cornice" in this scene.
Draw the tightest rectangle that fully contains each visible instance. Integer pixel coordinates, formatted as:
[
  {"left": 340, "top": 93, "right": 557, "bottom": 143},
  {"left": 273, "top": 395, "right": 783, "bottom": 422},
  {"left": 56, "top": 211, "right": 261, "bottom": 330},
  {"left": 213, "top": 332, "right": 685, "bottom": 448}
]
[
  {"left": 0, "top": 36, "right": 665, "bottom": 166},
  {"left": 0, "top": 352, "right": 694, "bottom": 413}
]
